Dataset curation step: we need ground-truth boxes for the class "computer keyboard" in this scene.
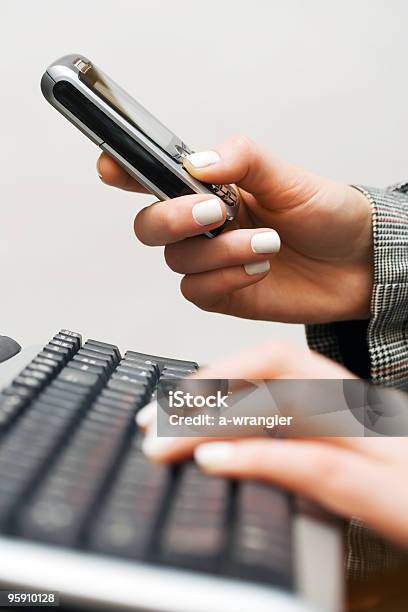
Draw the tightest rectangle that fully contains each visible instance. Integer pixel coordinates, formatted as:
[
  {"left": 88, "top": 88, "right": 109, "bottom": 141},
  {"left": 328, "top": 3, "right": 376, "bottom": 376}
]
[{"left": 0, "top": 330, "right": 294, "bottom": 592}]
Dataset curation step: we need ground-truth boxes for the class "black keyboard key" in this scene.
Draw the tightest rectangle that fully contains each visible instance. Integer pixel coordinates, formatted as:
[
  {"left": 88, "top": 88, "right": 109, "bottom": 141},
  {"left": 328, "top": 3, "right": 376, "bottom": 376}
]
[
  {"left": 33, "top": 355, "right": 62, "bottom": 371},
  {"left": 114, "top": 366, "right": 151, "bottom": 379},
  {"left": 42, "top": 385, "right": 88, "bottom": 405},
  {"left": 92, "top": 401, "right": 132, "bottom": 417},
  {"left": 160, "top": 464, "right": 228, "bottom": 571},
  {"left": 107, "top": 378, "right": 149, "bottom": 398},
  {"left": 27, "top": 362, "right": 54, "bottom": 377},
  {"left": 43, "top": 343, "right": 71, "bottom": 364},
  {"left": 83, "top": 341, "right": 120, "bottom": 366},
  {"left": 68, "top": 360, "right": 107, "bottom": 381},
  {"left": 230, "top": 482, "right": 293, "bottom": 587},
  {"left": 59, "top": 329, "right": 82, "bottom": 342},
  {"left": 2, "top": 384, "right": 36, "bottom": 400},
  {"left": 112, "top": 371, "right": 153, "bottom": 390},
  {"left": 73, "top": 352, "right": 110, "bottom": 373},
  {"left": 159, "top": 371, "right": 187, "bottom": 381},
  {"left": 99, "top": 389, "right": 146, "bottom": 410},
  {"left": 0, "top": 394, "right": 26, "bottom": 431},
  {"left": 125, "top": 351, "right": 198, "bottom": 373},
  {"left": 58, "top": 367, "right": 101, "bottom": 390},
  {"left": 115, "top": 368, "right": 155, "bottom": 388},
  {"left": 37, "top": 350, "right": 67, "bottom": 366},
  {"left": 121, "top": 356, "right": 160, "bottom": 378},
  {"left": 13, "top": 374, "right": 45, "bottom": 393},
  {"left": 161, "top": 366, "right": 197, "bottom": 376},
  {"left": 77, "top": 348, "right": 115, "bottom": 371},
  {"left": 117, "top": 362, "right": 158, "bottom": 381},
  {"left": 95, "top": 396, "right": 136, "bottom": 413},
  {"left": 124, "top": 351, "right": 162, "bottom": 367},
  {"left": 19, "top": 368, "right": 49, "bottom": 384},
  {"left": 120, "top": 358, "right": 156, "bottom": 372},
  {"left": 49, "top": 339, "right": 76, "bottom": 359},
  {"left": 49, "top": 380, "right": 92, "bottom": 397},
  {"left": 55, "top": 331, "right": 82, "bottom": 352},
  {"left": 85, "top": 340, "right": 121, "bottom": 363},
  {"left": 52, "top": 334, "right": 80, "bottom": 354},
  {"left": 37, "top": 393, "right": 83, "bottom": 412}
]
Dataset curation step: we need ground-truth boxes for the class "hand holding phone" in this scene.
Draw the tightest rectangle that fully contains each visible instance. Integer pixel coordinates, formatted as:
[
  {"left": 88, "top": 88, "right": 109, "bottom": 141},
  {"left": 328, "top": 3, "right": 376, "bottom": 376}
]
[
  {"left": 42, "top": 55, "right": 372, "bottom": 329},
  {"left": 41, "top": 54, "right": 240, "bottom": 237},
  {"left": 98, "top": 132, "right": 372, "bottom": 327}
]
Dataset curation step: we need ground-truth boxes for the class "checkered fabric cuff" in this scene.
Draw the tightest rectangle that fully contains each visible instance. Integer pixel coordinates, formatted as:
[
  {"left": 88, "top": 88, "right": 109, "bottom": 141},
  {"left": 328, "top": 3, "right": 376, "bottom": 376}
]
[{"left": 307, "top": 184, "right": 408, "bottom": 389}]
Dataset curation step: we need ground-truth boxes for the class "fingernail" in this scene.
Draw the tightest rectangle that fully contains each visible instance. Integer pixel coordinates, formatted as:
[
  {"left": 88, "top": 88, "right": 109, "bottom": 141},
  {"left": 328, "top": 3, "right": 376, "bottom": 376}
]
[
  {"left": 192, "top": 199, "right": 223, "bottom": 226},
  {"left": 142, "top": 431, "right": 178, "bottom": 459},
  {"left": 96, "top": 157, "right": 103, "bottom": 179},
  {"left": 251, "top": 231, "right": 281, "bottom": 254},
  {"left": 136, "top": 401, "right": 156, "bottom": 428},
  {"left": 244, "top": 260, "right": 270, "bottom": 276},
  {"left": 184, "top": 151, "right": 220, "bottom": 169},
  {"left": 195, "top": 442, "right": 235, "bottom": 468}
]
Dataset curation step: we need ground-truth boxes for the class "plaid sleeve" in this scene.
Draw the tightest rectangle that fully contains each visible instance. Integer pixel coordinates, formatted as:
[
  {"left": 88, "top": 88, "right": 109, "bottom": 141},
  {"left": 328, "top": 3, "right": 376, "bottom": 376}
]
[
  {"left": 306, "top": 183, "right": 408, "bottom": 580},
  {"left": 307, "top": 183, "right": 408, "bottom": 389}
]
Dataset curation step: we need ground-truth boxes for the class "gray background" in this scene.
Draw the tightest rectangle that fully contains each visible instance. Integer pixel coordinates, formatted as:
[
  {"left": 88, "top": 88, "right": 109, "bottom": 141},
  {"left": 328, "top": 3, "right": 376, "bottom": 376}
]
[{"left": 1, "top": 0, "right": 406, "bottom": 363}]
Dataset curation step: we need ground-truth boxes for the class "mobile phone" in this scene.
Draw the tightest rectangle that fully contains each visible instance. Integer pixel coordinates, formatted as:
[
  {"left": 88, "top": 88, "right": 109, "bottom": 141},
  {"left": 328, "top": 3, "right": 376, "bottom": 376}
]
[{"left": 41, "top": 54, "right": 240, "bottom": 237}]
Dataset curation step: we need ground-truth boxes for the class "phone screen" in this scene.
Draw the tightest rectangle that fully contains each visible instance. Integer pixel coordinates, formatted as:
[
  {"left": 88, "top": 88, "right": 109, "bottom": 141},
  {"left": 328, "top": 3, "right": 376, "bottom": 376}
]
[{"left": 78, "top": 60, "right": 190, "bottom": 161}]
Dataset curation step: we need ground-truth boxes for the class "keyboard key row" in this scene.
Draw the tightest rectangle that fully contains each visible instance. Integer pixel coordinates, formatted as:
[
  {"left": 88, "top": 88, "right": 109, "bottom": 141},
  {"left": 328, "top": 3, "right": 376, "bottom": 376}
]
[{"left": 18, "top": 395, "right": 143, "bottom": 545}]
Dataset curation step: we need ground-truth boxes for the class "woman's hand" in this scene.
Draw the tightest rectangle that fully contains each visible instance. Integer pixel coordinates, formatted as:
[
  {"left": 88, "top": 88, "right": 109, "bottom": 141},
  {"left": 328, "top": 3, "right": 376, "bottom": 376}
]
[
  {"left": 136, "top": 342, "right": 408, "bottom": 549},
  {"left": 193, "top": 436, "right": 408, "bottom": 549},
  {"left": 97, "top": 135, "right": 373, "bottom": 324}
]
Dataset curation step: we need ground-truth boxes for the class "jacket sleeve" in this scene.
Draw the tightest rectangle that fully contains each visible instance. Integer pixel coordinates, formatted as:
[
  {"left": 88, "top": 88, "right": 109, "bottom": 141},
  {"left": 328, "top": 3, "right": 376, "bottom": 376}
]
[
  {"left": 307, "top": 183, "right": 408, "bottom": 389},
  {"left": 306, "top": 183, "right": 408, "bottom": 579}
]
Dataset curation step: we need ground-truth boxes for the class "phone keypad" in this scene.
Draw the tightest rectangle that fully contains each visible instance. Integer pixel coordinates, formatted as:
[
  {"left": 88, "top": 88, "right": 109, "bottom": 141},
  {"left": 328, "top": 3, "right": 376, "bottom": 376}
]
[{"left": 209, "top": 183, "right": 240, "bottom": 209}]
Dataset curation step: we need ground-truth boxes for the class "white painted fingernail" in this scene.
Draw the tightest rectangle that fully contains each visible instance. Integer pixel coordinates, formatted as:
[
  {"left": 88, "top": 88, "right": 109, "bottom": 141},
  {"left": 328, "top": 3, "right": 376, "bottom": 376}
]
[
  {"left": 184, "top": 151, "right": 220, "bottom": 168},
  {"left": 136, "top": 401, "right": 156, "bottom": 428},
  {"left": 244, "top": 260, "right": 270, "bottom": 276},
  {"left": 195, "top": 442, "right": 235, "bottom": 467},
  {"left": 251, "top": 231, "right": 281, "bottom": 254},
  {"left": 142, "top": 431, "right": 178, "bottom": 458},
  {"left": 96, "top": 157, "right": 103, "bottom": 179},
  {"left": 192, "top": 199, "right": 223, "bottom": 226}
]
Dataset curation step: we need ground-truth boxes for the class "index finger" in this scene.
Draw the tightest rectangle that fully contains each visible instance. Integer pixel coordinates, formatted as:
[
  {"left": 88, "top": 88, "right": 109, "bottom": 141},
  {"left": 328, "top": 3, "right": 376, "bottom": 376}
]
[{"left": 97, "top": 153, "right": 149, "bottom": 193}]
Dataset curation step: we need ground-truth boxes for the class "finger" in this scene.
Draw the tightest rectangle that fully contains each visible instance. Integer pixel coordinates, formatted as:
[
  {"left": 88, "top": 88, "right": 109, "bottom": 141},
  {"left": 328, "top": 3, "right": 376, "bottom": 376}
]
[
  {"left": 193, "top": 439, "right": 408, "bottom": 547},
  {"left": 134, "top": 195, "right": 227, "bottom": 246},
  {"left": 140, "top": 411, "right": 219, "bottom": 463},
  {"left": 315, "top": 436, "right": 408, "bottom": 463},
  {"left": 97, "top": 153, "right": 149, "bottom": 193},
  {"left": 135, "top": 400, "right": 156, "bottom": 430},
  {"left": 180, "top": 262, "right": 271, "bottom": 311},
  {"left": 193, "top": 342, "right": 353, "bottom": 380},
  {"left": 143, "top": 433, "right": 212, "bottom": 464},
  {"left": 165, "top": 228, "right": 280, "bottom": 274},
  {"left": 182, "top": 135, "right": 309, "bottom": 202}
]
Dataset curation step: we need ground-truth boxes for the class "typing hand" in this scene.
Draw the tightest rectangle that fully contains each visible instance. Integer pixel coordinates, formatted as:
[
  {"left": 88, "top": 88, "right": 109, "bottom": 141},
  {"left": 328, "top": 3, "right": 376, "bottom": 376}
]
[
  {"left": 97, "top": 135, "right": 372, "bottom": 324},
  {"left": 136, "top": 341, "right": 408, "bottom": 549}
]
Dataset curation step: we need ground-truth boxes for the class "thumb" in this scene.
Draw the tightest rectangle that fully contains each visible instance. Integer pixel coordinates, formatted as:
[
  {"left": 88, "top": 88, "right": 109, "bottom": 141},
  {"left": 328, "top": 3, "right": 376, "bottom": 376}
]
[{"left": 183, "top": 134, "right": 319, "bottom": 204}]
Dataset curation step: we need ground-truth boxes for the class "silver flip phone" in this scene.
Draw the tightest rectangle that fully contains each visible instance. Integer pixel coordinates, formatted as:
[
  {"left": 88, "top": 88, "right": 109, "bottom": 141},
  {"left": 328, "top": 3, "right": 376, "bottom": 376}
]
[{"left": 41, "top": 54, "right": 239, "bottom": 237}]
